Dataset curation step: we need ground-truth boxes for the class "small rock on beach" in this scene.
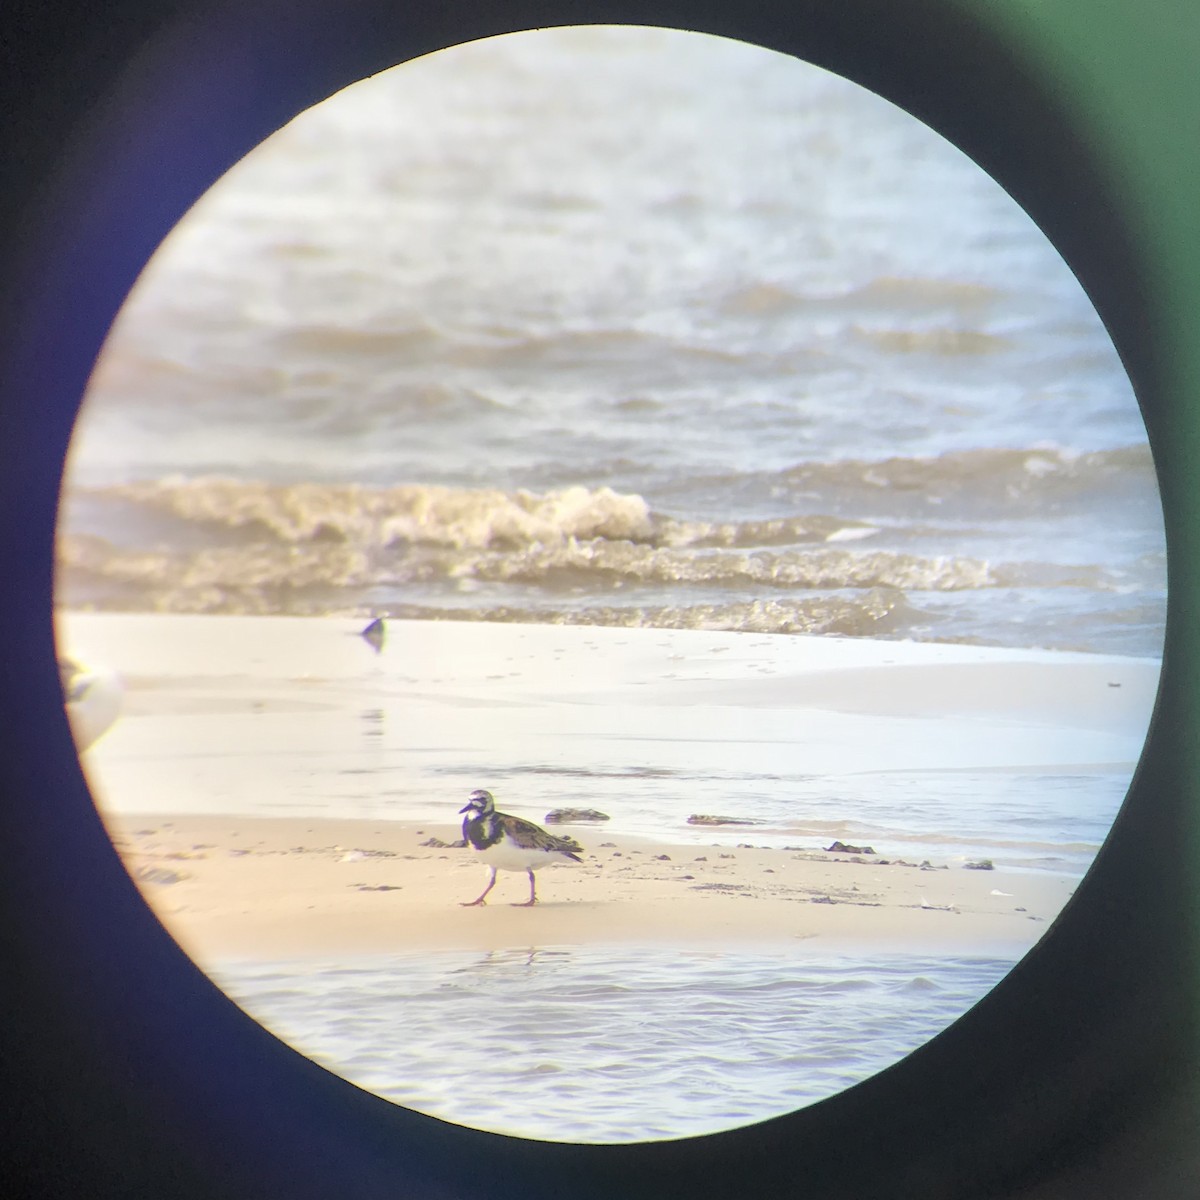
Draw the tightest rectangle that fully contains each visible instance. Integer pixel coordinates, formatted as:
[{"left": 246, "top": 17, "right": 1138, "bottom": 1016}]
[
  {"left": 826, "top": 841, "right": 876, "bottom": 855},
  {"left": 544, "top": 808, "right": 611, "bottom": 824}
]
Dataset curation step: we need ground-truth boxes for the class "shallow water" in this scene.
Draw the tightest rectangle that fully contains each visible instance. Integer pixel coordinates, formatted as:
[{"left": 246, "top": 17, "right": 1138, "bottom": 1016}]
[
  {"left": 71, "top": 612, "right": 1148, "bottom": 874},
  {"left": 214, "top": 945, "right": 1015, "bottom": 1142},
  {"left": 59, "top": 27, "right": 1165, "bottom": 656}
]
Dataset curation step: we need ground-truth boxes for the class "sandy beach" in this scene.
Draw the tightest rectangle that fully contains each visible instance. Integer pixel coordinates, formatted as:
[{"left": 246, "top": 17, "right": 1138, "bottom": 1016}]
[
  {"left": 104, "top": 811, "right": 1078, "bottom": 961},
  {"left": 56, "top": 611, "right": 1155, "bottom": 965}
]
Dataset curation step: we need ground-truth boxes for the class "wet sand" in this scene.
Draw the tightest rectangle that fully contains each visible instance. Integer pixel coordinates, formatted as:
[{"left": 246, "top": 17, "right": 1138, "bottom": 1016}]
[
  {"left": 105, "top": 811, "right": 1076, "bottom": 961},
  {"left": 56, "top": 612, "right": 1150, "bottom": 965}
]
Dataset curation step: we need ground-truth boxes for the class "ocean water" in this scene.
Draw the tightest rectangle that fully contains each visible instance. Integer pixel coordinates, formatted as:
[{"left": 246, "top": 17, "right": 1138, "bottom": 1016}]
[
  {"left": 57, "top": 26, "right": 1166, "bottom": 657},
  {"left": 214, "top": 946, "right": 1015, "bottom": 1143}
]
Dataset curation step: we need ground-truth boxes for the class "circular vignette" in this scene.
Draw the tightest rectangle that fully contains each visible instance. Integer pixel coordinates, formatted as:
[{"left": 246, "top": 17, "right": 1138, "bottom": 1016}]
[{"left": 0, "top": 3, "right": 1193, "bottom": 1200}]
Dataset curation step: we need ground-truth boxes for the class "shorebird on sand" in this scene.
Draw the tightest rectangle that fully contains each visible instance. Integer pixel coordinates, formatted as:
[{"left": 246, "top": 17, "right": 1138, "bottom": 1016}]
[{"left": 458, "top": 788, "right": 583, "bottom": 906}]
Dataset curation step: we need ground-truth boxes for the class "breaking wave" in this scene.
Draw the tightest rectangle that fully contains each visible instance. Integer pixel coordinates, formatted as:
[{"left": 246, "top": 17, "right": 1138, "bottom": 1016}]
[
  {"left": 77, "top": 477, "right": 659, "bottom": 550},
  {"left": 54, "top": 441, "right": 1164, "bottom": 654},
  {"left": 61, "top": 441, "right": 1157, "bottom": 553},
  {"left": 57, "top": 475, "right": 1055, "bottom": 604},
  {"left": 58, "top": 531, "right": 1026, "bottom": 601}
]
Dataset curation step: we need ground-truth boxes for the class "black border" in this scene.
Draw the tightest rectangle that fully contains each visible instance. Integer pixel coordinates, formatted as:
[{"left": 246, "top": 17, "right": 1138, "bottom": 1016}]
[{"left": 2, "top": 2, "right": 1196, "bottom": 1197}]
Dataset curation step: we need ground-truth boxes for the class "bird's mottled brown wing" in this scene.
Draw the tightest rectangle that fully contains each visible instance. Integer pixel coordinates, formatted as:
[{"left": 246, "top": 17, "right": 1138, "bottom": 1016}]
[{"left": 498, "top": 813, "right": 584, "bottom": 860}]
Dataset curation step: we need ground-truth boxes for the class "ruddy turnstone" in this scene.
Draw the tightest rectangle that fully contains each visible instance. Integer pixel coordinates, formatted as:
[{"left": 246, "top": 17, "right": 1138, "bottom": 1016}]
[
  {"left": 60, "top": 657, "right": 123, "bottom": 750},
  {"left": 458, "top": 788, "right": 583, "bottom": 907}
]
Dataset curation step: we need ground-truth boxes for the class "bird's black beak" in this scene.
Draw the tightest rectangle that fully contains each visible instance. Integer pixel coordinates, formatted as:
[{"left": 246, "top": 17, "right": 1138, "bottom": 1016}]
[{"left": 459, "top": 803, "right": 472, "bottom": 814}]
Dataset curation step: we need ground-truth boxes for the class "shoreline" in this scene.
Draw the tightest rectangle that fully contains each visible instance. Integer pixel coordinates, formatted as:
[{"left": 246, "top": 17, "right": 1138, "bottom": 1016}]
[
  {"left": 105, "top": 812, "right": 1078, "bottom": 962},
  {"left": 60, "top": 612, "right": 1142, "bottom": 965}
]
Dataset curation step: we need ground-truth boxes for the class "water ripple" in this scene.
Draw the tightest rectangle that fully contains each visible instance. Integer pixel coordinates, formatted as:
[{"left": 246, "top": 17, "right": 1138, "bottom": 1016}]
[{"left": 215, "top": 945, "right": 1013, "bottom": 1142}]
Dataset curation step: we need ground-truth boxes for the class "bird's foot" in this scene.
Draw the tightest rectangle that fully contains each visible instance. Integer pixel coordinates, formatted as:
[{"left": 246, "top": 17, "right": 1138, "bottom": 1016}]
[
  {"left": 511, "top": 899, "right": 538, "bottom": 907},
  {"left": 460, "top": 898, "right": 488, "bottom": 907}
]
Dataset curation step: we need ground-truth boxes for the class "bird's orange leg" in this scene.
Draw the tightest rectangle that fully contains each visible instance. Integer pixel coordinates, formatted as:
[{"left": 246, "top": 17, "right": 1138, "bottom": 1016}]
[
  {"left": 461, "top": 867, "right": 497, "bottom": 907},
  {"left": 512, "top": 870, "right": 538, "bottom": 907}
]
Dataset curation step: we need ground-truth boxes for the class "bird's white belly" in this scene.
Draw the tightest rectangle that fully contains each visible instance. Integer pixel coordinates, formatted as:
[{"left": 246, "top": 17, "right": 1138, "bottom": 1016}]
[{"left": 476, "top": 836, "right": 566, "bottom": 873}]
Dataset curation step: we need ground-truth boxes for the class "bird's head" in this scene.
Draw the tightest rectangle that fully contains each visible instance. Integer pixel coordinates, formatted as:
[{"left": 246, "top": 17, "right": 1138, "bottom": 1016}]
[{"left": 460, "top": 789, "right": 495, "bottom": 816}]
